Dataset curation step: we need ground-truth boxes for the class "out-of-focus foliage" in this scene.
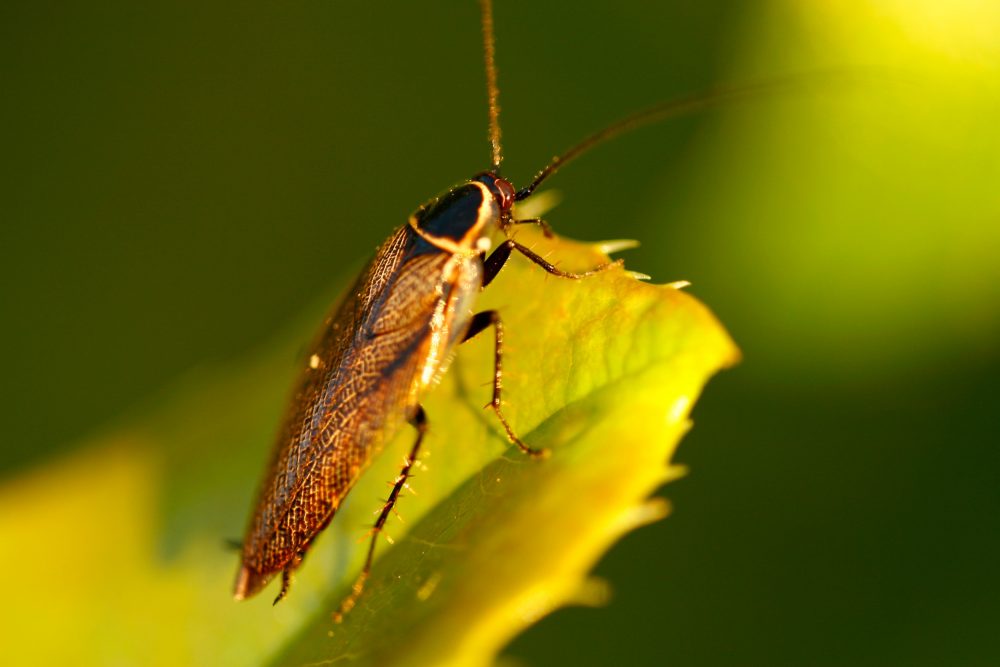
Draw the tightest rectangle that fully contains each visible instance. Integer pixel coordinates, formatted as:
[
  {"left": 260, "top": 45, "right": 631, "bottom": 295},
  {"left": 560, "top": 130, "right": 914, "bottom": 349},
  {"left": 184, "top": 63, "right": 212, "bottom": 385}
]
[
  {"left": 654, "top": 1, "right": 1000, "bottom": 380},
  {"left": 2, "top": 0, "right": 998, "bottom": 665}
]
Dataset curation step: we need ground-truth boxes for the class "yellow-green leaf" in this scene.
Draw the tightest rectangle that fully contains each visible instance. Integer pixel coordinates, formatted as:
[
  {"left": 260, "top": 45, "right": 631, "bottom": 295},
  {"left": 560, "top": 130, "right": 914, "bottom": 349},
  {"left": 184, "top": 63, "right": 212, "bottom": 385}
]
[{"left": 0, "top": 228, "right": 736, "bottom": 666}]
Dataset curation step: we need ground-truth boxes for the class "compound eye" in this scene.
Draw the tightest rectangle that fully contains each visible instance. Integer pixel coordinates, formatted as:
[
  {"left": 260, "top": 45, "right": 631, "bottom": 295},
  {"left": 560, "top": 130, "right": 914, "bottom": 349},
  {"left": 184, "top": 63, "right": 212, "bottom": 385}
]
[
  {"left": 494, "top": 177, "right": 515, "bottom": 211},
  {"left": 472, "top": 172, "right": 517, "bottom": 212}
]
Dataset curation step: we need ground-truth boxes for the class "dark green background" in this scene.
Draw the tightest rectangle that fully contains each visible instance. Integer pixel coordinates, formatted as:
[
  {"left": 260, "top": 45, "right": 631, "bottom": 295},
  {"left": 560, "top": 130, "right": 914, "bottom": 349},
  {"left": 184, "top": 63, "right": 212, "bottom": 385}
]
[{"left": 3, "top": 0, "right": 998, "bottom": 665}]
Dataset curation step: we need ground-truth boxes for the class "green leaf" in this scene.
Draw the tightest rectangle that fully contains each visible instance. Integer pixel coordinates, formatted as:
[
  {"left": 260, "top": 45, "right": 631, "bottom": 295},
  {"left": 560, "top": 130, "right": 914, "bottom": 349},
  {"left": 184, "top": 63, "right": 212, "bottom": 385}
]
[
  {"left": 268, "top": 229, "right": 738, "bottom": 665},
  {"left": 0, "top": 228, "right": 736, "bottom": 666}
]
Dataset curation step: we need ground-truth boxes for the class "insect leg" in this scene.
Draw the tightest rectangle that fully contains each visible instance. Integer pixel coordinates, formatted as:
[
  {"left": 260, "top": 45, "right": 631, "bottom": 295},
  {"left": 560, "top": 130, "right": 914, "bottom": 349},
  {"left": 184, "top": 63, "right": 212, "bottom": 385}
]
[
  {"left": 508, "top": 217, "right": 554, "bottom": 238},
  {"left": 510, "top": 239, "right": 623, "bottom": 278},
  {"left": 481, "top": 243, "right": 512, "bottom": 287},
  {"left": 483, "top": 239, "right": 622, "bottom": 287},
  {"left": 275, "top": 568, "right": 292, "bottom": 604},
  {"left": 333, "top": 404, "right": 428, "bottom": 623},
  {"left": 273, "top": 552, "right": 303, "bottom": 604},
  {"left": 463, "top": 310, "right": 549, "bottom": 459}
]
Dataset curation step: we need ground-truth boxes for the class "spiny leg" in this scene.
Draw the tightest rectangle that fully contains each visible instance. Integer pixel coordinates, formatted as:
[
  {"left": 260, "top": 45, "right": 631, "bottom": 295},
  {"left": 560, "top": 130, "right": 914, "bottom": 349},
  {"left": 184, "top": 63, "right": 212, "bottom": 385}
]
[
  {"left": 273, "top": 553, "right": 303, "bottom": 605},
  {"left": 333, "top": 405, "right": 428, "bottom": 623},
  {"left": 482, "top": 238, "right": 622, "bottom": 287},
  {"left": 462, "top": 310, "right": 548, "bottom": 459},
  {"left": 508, "top": 217, "right": 554, "bottom": 238},
  {"left": 274, "top": 567, "right": 292, "bottom": 605}
]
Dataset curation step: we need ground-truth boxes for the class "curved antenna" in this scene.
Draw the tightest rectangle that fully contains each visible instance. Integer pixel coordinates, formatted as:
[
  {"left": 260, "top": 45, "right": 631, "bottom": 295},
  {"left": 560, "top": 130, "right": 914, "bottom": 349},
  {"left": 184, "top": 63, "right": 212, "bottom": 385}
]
[
  {"left": 515, "top": 72, "right": 843, "bottom": 201},
  {"left": 479, "top": 0, "right": 503, "bottom": 173}
]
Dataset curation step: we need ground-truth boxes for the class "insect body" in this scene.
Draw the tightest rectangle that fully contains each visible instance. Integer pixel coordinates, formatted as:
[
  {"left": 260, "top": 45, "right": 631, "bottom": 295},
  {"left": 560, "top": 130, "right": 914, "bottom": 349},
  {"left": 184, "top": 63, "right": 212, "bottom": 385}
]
[
  {"left": 234, "top": 0, "right": 798, "bottom": 617},
  {"left": 233, "top": 169, "right": 615, "bottom": 610}
]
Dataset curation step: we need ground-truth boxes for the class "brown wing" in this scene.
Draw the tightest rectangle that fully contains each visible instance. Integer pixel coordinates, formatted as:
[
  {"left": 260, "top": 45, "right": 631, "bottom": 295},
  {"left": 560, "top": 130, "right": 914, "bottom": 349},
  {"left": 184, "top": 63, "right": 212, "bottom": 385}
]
[{"left": 239, "top": 226, "right": 461, "bottom": 589}]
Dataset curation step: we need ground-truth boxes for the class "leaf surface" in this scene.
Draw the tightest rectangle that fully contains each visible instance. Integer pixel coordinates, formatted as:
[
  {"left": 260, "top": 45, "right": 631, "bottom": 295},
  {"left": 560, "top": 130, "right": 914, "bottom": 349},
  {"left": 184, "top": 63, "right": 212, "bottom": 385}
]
[
  {"left": 0, "top": 229, "right": 737, "bottom": 667},
  {"left": 272, "top": 229, "right": 739, "bottom": 665}
]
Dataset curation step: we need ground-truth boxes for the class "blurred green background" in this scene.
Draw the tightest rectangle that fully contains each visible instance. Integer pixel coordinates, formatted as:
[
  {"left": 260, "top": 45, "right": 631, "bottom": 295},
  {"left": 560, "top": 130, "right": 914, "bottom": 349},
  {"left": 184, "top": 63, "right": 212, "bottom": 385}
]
[{"left": 2, "top": 0, "right": 998, "bottom": 665}]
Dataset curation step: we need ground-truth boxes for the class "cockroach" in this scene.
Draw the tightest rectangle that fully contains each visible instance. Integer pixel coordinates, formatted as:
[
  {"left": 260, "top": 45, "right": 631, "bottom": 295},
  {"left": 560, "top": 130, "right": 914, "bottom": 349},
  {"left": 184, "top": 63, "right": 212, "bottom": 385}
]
[{"left": 234, "top": 0, "right": 814, "bottom": 619}]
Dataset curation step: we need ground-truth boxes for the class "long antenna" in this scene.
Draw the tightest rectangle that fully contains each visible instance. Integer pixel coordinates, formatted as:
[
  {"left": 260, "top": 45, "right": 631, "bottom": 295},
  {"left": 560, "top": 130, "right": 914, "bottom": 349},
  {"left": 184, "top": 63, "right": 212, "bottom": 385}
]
[
  {"left": 479, "top": 0, "right": 503, "bottom": 173},
  {"left": 515, "top": 72, "right": 846, "bottom": 201}
]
